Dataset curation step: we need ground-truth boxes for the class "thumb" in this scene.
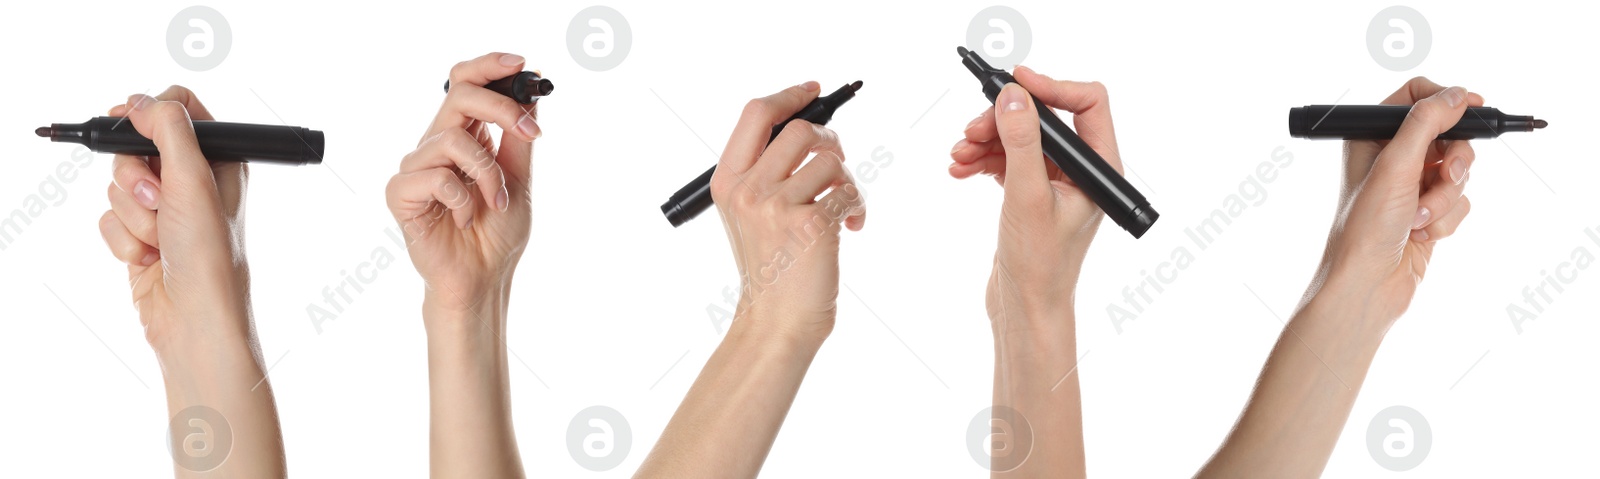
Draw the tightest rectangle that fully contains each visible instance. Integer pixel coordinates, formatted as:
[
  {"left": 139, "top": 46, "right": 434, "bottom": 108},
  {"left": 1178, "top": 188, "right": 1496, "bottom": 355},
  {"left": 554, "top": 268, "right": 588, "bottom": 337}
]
[
  {"left": 1368, "top": 86, "right": 1469, "bottom": 193},
  {"left": 994, "top": 83, "right": 1049, "bottom": 203}
]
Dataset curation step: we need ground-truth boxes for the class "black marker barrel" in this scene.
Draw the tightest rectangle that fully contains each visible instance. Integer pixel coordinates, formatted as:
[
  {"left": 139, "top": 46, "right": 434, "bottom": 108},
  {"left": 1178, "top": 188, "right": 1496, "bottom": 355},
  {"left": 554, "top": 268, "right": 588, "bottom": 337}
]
[
  {"left": 661, "top": 81, "right": 862, "bottom": 228},
  {"left": 444, "top": 71, "right": 554, "bottom": 105},
  {"left": 37, "top": 117, "right": 323, "bottom": 165},
  {"left": 957, "top": 46, "right": 1157, "bottom": 239},
  {"left": 1288, "top": 105, "right": 1546, "bottom": 140}
]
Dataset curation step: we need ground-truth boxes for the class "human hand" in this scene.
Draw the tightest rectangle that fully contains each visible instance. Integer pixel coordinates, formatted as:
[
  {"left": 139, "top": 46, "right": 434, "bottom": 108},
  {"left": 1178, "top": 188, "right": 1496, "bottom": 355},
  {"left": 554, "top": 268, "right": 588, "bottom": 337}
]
[
  {"left": 386, "top": 52, "right": 540, "bottom": 322},
  {"left": 710, "top": 81, "right": 866, "bottom": 342},
  {"left": 949, "top": 67, "right": 1122, "bottom": 328},
  {"left": 97, "top": 86, "right": 288, "bottom": 476},
  {"left": 98, "top": 86, "right": 253, "bottom": 355},
  {"left": 1315, "top": 77, "right": 1479, "bottom": 324}
]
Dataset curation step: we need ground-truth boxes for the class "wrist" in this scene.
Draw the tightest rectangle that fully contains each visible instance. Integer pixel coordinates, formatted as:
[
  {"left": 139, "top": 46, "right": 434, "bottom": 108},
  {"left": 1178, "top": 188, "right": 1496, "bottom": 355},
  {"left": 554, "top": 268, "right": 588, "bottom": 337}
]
[
  {"left": 149, "top": 311, "right": 257, "bottom": 366},
  {"left": 155, "top": 326, "right": 263, "bottom": 390},
  {"left": 727, "top": 308, "right": 829, "bottom": 356},
  {"left": 992, "top": 307, "right": 1076, "bottom": 362},
  {"left": 989, "top": 286, "right": 1075, "bottom": 336},
  {"left": 1298, "top": 277, "right": 1393, "bottom": 343},
  {"left": 422, "top": 282, "right": 510, "bottom": 337}
]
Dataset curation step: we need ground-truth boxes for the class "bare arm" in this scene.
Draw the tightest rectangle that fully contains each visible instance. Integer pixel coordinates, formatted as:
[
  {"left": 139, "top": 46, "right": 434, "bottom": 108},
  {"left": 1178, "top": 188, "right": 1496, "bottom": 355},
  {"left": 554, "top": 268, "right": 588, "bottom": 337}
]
[
  {"left": 635, "top": 81, "right": 865, "bottom": 478},
  {"left": 1199, "top": 77, "right": 1481, "bottom": 478}
]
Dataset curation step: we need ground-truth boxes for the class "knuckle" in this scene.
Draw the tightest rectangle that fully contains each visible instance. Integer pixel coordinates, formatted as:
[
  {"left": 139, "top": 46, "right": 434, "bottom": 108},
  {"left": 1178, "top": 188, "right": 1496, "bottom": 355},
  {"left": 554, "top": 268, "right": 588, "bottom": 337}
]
[
  {"left": 812, "top": 125, "right": 840, "bottom": 148},
  {"left": 448, "top": 61, "right": 472, "bottom": 82},
  {"left": 148, "top": 101, "right": 191, "bottom": 124},
  {"left": 782, "top": 121, "right": 820, "bottom": 144},
  {"left": 384, "top": 175, "right": 402, "bottom": 199},
  {"left": 741, "top": 99, "right": 770, "bottom": 122},
  {"left": 497, "top": 96, "right": 526, "bottom": 121},
  {"left": 162, "top": 84, "right": 195, "bottom": 100},
  {"left": 432, "top": 170, "right": 470, "bottom": 207},
  {"left": 1087, "top": 80, "right": 1109, "bottom": 99},
  {"left": 815, "top": 153, "right": 847, "bottom": 181},
  {"left": 1406, "top": 101, "right": 1441, "bottom": 124},
  {"left": 98, "top": 210, "right": 119, "bottom": 230}
]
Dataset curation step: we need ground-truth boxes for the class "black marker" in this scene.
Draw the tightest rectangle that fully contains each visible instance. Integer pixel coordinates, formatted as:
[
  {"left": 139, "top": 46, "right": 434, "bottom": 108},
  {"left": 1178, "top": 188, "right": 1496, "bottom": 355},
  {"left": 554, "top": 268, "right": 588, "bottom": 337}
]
[
  {"left": 444, "top": 71, "right": 554, "bottom": 104},
  {"left": 957, "top": 46, "right": 1158, "bottom": 239},
  {"left": 660, "top": 81, "right": 862, "bottom": 227},
  {"left": 35, "top": 117, "right": 324, "bottom": 166},
  {"left": 1288, "top": 105, "right": 1547, "bottom": 140}
]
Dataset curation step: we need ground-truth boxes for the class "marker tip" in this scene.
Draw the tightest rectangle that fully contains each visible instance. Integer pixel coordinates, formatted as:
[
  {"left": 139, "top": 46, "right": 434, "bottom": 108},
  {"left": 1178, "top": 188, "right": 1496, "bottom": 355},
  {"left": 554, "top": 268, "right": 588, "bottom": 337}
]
[
  {"left": 34, "top": 127, "right": 49, "bottom": 138},
  {"left": 1533, "top": 119, "right": 1548, "bottom": 129},
  {"left": 956, "top": 46, "right": 970, "bottom": 56}
]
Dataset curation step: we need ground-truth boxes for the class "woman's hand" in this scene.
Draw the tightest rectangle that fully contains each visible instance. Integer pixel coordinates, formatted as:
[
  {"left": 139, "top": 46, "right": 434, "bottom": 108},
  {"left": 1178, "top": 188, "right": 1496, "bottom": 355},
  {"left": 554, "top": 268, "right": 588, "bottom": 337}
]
[
  {"left": 949, "top": 67, "right": 1120, "bottom": 478},
  {"left": 96, "top": 86, "right": 286, "bottom": 477},
  {"left": 388, "top": 52, "right": 539, "bottom": 478},
  {"left": 950, "top": 66, "right": 1120, "bottom": 330},
  {"left": 710, "top": 81, "right": 866, "bottom": 342},
  {"left": 635, "top": 82, "right": 866, "bottom": 478},
  {"left": 386, "top": 52, "right": 540, "bottom": 322},
  {"left": 1316, "top": 76, "right": 1479, "bottom": 324},
  {"left": 99, "top": 85, "right": 251, "bottom": 357},
  {"left": 1198, "top": 78, "right": 1480, "bottom": 478}
]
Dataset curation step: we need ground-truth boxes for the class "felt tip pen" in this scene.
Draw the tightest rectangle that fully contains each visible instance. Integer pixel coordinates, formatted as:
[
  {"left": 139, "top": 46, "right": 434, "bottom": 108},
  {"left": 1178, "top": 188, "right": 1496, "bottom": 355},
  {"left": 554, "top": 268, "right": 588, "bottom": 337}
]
[
  {"left": 444, "top": 71, "right": 554, "bottom": 104},
  {"left": 660, "top": 81, "right": 863, "bottom": 228},
  {"left": 35, "top": 117, "right": 324, "bottom": 166},
  {"left": 957, "top": 46, "right": 1158, "bottom": 239},
  {"left": 1288, "top": 105, "right": 1547, "bottom": 140}
]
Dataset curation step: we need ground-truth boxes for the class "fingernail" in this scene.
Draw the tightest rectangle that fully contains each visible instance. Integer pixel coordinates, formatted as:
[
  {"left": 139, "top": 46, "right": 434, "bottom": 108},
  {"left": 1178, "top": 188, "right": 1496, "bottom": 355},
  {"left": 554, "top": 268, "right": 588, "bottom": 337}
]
[
  {"left": 463, "top": 217, "right": 473, "bottom": 230},
  {"left": 500, "top": 54, "right": 524, "bottom": 66},
  {"left": 998, "top": 84, "right": 1027, "bottom": 113},
  {"left": 798, "top": 81, "right": 819, "bottom": 92},
  {"left": 1412, "top": 206, "right": 1431, "bottom": 229},
  {"left": 140, "top": 251, "right": 159, "bottom": 266},
  {"left": 133, "top": 181, "right": 159, "bottom": 209},
  {"left": 1412, "top": 229, "right": 1430, "bottom": 242},
  {"left": 517, "top": 116, "right": 541, "bottom": 139},
  {"left": 1449, "top": 157, "right": 1468, "bottom": 184},
  {"left": 951, "top": 139, "right": 969, "bottom": 155},
  {"left": 495, "top": 188, "right": 509, "bottom": 212},
  {"left": 1439, "top": 87, "right": 1466, "bottom": 108}
]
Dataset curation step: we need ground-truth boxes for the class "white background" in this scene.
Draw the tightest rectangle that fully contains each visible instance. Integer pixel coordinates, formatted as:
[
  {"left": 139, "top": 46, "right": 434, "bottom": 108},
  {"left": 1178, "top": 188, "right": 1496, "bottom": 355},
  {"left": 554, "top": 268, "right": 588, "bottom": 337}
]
[{"left": 2, "top": 0, "right": 1595, "bottom": 477}]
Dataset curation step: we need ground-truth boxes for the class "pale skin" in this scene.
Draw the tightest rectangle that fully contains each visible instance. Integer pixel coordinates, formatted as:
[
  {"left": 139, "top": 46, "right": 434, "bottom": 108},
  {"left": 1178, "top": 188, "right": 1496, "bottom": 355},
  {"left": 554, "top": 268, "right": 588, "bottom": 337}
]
[
  {"left": 384, "top": 52, "right": 542, "bottom": 477},
  {"left": 1197, "top": 76, "right": 1478, "bottom": 478},
  {"left": 634, "top": 82, "right": 866, "bottom": 478},
  {"left": 951, "top": 74, "right": 1478, "bottom": 477},
  {"left": 97, "top": 86, "right": 287, "bottom": 477},
  {"left": 950, "top": 66, "right": 1121, "bottom": 479}
]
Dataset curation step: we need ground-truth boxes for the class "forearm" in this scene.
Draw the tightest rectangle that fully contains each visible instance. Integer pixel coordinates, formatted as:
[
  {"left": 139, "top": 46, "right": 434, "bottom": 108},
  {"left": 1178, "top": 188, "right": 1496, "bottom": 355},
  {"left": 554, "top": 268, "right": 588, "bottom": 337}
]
[
  {"left": 991, "top": 302, "right": 1084, "bottom": 479},
  {"left": 424, "top": 290, "right": 523, "bottom": 478},
  {"left": 1197, "top": 281, "right": 1390, "bottom": 478},
  {"left": 158, "top": 323, "right": 287, "bottom": 478},
  {"left": 635, "top": 314, "right": 825, "bottom": 478}
]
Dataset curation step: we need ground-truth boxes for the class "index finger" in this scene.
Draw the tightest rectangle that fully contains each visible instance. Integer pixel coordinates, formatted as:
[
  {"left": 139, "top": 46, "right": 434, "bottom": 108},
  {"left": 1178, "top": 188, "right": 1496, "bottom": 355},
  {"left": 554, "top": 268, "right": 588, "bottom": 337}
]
[
  {"left": 719, "top": 82, "right": 821, "bottom": 175},
  {"left": 1382, "top": 76, "right": 1485, "bottom": 107},
  {"left": 1014, "top": 66, "right": 1121, "bottom": 170},
  {"left": 1371, "top": 86, "right": 1471, "bottom": 191}
]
